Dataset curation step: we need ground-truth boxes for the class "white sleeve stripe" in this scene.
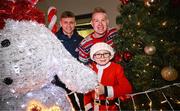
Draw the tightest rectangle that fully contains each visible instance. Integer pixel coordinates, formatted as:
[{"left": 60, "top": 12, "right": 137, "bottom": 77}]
[
  {"left": 107, "top": 86, "right": 114, "bottom": 98},
  {"left": 85, "top": 103, "right": 92, "bottom": 111}
]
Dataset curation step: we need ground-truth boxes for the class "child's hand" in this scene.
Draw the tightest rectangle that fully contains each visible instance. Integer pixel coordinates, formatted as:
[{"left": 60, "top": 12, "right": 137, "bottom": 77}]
[{"left": 95, "top": 84, "right": 104, "bottom": 95}]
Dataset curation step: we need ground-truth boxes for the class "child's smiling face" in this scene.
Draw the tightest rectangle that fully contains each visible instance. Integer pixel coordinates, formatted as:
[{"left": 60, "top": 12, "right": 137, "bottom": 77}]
[{"left": 93, "top": 50, "right": 111, "bottom": 66}]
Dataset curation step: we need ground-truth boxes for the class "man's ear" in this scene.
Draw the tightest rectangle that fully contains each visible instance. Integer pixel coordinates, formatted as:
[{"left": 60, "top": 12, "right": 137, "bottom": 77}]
[
  {"left": 90, "top": 20, "right": 93, "bottom": 27},
  {"left": 75, "top": 21, "right": 77, "bottom": 26},
  {"left": 107, "top": 19, "right": 109, "bottom": 26},
  {"left": 59, "top": 20, "right": 62, "bottom": 27}
]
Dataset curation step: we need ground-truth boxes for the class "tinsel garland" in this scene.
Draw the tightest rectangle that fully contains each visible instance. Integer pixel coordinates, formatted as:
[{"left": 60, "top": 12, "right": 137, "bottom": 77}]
[{"left": 0, "top": 0, "right": 45, "bottom": 29}]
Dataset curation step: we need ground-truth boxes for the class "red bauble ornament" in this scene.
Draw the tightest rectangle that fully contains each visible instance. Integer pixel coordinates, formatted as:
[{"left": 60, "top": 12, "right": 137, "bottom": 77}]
[
  {"left": 114, "top": 52, "right": 123, "bottom": 63},
  {"left": 123, "top": 51, "right": 133, "bottom": 62},
  {"left": 120, "top": 0, "right": 129, "bottom": 5}
]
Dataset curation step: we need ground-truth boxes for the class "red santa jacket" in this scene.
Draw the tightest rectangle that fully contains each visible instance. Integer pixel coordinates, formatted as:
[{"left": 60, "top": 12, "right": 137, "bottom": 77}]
[{"left": 84, "top": 62, "right": 132, "bottom": 111}]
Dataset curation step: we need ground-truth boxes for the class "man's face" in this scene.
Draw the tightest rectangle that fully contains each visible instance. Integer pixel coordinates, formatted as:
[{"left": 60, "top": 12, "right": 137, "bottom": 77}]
[
  {"left": 60, "top": 17, "right": 76, "bottom": 36},
  {"left": 91, "top": 12, "right": 109, "bottom": 36}
]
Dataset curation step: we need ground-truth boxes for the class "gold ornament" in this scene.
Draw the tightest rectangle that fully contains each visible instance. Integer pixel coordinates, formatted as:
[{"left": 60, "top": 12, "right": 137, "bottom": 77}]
[
  {"left": 144, "top": 45, "right": 156, "bottom": 55},
  {"left": 161, "top": 67, "right": 178, "bottom": 81}
]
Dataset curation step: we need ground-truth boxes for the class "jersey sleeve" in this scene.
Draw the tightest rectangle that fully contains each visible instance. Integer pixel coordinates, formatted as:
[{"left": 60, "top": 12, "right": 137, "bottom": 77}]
[{"left": 78, "top": 36, "right": 93, "bottom": 64}]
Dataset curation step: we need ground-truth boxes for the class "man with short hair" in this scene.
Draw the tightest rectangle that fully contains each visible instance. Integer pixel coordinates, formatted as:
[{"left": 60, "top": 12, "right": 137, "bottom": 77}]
[
  {"left": 78, "top": 7, "right": 117, "bottom": 65},
  {"left": 53, "top": 11, "right": 84, "bottom": 111},
  {"left": 56, "top": 11, "right": 84, "bottom": 59}
]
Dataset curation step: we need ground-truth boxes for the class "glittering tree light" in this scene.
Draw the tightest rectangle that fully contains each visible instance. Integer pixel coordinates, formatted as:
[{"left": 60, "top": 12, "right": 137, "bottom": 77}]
[{"left": 115, "top": 0, "right": 180, "bottom": 110}]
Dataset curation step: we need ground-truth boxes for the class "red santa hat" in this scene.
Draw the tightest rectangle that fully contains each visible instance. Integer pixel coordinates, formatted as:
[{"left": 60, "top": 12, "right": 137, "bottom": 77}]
[{"left": 90, "top": 42, "right": 115, "bottom": 61}]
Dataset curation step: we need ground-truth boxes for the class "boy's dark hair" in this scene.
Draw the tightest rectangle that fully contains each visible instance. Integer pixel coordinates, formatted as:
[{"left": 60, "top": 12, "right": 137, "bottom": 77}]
[{"left": 60, "top": 11, "right": 75, "bottom": 19}]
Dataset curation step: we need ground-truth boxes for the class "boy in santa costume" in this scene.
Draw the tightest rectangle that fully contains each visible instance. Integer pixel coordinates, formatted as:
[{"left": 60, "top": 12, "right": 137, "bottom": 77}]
[{"left": 84, "top": 42, "right": 132, "bottom": 111}]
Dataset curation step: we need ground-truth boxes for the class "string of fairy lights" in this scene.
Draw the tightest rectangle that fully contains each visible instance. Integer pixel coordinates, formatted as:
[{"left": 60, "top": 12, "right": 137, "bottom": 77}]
[
  {"left": 67, "top": 83, "right": 180, "bottom": 111},
  {"left": 121, "top": 83, "right": 180, "bottom": 111}
]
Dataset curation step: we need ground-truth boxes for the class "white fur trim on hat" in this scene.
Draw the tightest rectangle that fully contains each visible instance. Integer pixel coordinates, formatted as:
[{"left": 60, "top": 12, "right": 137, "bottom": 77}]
[{"left": 90, "top": 42, "right": 115, "bottom": 61}]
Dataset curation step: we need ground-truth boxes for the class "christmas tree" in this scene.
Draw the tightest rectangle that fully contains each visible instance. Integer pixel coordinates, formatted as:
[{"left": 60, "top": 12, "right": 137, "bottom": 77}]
[{"left": 114, "top": 0, "right": 180, "bottom": 110}]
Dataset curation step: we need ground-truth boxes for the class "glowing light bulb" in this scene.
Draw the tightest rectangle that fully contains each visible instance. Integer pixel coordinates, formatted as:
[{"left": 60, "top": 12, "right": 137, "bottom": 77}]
[
  {"left": 162, "top": 21, "right": 167, "bottom": 26},
  {"left": 137, "top": 22, "right": 141, "bottom": 26},
  {"left": 149, "top": 101, "right": 152, "bottom": 106},
  {"left": 146, "top": 63, "right": 150, "bottom": 66}
]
